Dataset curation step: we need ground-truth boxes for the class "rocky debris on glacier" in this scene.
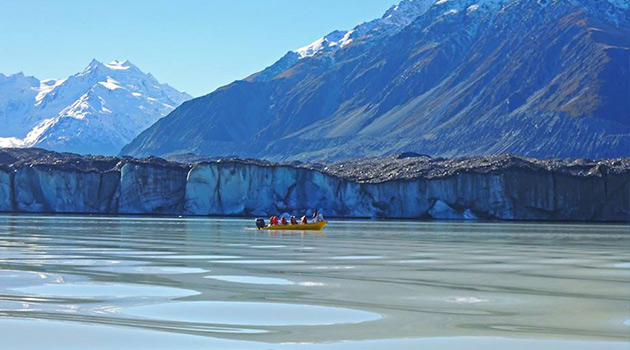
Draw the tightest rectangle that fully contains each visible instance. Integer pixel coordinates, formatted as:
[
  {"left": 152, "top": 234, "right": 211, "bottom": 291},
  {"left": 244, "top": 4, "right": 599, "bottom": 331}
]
[
  {"left": 0, "top": 148, "right": 628, "bottom": 222},
  {"left": 319, "top": 153, "right": 630, "bottom": 183},
  {"left": 166, "top": 152, "right": 630, "bottom": 183},
  {"left": 0, "top": 148, "right": 120, "bottom": 173}
]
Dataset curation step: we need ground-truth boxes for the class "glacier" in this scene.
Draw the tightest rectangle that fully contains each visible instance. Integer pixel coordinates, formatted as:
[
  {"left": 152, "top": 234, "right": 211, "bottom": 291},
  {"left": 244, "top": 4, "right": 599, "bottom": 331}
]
[
  {"left": 0, "top": 149, "right": 627, "bottom": 222},
  {"left": 13, "top": 166, "right": 119, "bottom": 213},
  {"left": 119, "top": 160, "right": 189, "bottom": 214}
]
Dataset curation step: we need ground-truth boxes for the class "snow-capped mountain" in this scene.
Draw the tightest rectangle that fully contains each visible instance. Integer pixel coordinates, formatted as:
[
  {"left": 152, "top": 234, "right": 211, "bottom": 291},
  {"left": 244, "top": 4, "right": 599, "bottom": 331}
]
[
  {"left": 290, "top": 0, "right": 630, "bottom": 60},
  {"left": 123, "top": 0, "right": 630, "bottom": 160},
  {"left": 294, "top": 0, "right": 434, "bottom": 59},
  {"left": 249, "top": 0, "right": 438, "bottom": 81},
  {"left": 0, "top": 60, "right": 191, "bottom": 155}
]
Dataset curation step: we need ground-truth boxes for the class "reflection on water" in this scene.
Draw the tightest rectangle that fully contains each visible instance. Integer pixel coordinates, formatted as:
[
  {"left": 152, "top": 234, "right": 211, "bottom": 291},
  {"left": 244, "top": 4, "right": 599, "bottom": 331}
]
[
  {"left": 125, "top": 301, "right": 380, "bottom": 326},
  {"left": 0, "top": 215, "right": 628, "bottom": 349},
  {"left": 204, "top": 275, "right": 295, "bottom": 285},
  {"left": 84, "top": 266, "right": 208, "bottom": 274},
  {"left": 15, "top": 283, "right": 199, "bottom": 298},
  {"left": 210, "top": 259, "right": 305, "bottom": 264}
]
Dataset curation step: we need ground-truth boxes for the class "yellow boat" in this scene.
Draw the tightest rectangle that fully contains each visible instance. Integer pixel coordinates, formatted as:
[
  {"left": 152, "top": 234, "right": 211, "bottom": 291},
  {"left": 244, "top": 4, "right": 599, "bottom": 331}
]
[{"left": 258, "top": 221, "right": 328, "bottom": 231}]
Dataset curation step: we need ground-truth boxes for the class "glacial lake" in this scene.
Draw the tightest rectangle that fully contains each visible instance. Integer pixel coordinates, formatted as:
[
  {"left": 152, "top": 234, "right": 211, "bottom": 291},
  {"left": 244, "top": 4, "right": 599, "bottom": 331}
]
[{"left": 0, "top": 215, "right": 628, "bottom": 349}]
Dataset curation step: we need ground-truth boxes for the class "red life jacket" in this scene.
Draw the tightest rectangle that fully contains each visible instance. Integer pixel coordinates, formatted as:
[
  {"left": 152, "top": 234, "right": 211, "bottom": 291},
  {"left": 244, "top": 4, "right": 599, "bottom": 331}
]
[{"left": 280, "top": 216, "right": 287, "bottom": 225}]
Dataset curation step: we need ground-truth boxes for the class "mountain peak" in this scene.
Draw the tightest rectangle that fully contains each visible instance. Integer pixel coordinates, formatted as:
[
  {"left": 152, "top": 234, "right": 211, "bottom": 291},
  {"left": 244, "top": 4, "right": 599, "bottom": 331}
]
[
  {"left": 87, "top": 58, "right": 102, "bottom": 68},
  {"left": 81, "top": 59, "right": 105, "bottom": 75},
  {"left": 0, "top": 72, "right": 39, "bottom": 89},
  {"left": 0, "top": 60, "right": 191, "bottom": 155},
  {"left": 0, "top": 71, "right": 26, "bottom": 79},
  {"left": 81, "top": 59, "right": 141, "bottom": 77},
  {"left": 292, "top": 0, "right": 434, "bottom": 60},
  {"left": 381, "top": 0, "right": 433, "bottom": 25}
]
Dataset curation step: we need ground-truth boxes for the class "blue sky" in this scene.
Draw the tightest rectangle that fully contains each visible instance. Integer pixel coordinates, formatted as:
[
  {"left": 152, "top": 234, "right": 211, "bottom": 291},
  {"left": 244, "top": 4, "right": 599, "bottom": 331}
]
[{"left": 0, "top": 0, "right": 397, "bottom": 97}]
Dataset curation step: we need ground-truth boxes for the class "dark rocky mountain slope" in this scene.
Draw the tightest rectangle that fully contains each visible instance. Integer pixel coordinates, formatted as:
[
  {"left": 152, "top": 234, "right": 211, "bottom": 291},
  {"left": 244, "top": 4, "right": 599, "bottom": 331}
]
[{"left": 122, "top": 0, "right": 630, "bottom": 161}]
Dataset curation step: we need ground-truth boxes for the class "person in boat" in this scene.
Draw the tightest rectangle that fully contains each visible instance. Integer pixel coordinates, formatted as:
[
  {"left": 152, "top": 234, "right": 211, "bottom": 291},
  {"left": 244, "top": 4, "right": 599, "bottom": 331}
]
[
  {"left": 317, "top": 211, "right": 324, "bottom": 222},
  {"left": 269, "top": 216, "right": 278, "bottom": 226},
  {"left": 301, "top": 215, "right": 307, "bottom": 225},
  {"left": 290, "top": 216, "right": 297, "bottom": 225},
  {"left": 280, "top": 216, "right": 287, "bottom": 225},
  {"left": 311, "top": 210, "right": 318, "bottom": 223}
]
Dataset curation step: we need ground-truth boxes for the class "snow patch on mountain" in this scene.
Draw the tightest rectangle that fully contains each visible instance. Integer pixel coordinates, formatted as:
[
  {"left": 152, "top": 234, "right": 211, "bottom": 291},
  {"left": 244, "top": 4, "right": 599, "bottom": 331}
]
[
  {"left": 295, "top": 30, "right": 353, "bottom": 58},
  {"left": 467, "top": 4, "right": 480, "bottom": 12},
  {"left": 0, "top": 60, "right": 192, "bottom": 155},
  {"left": 105, "top": 60, "right": 132, "bottom": 70},
  {"left": 0, "top": 137, "right": 23, "bottom": 148},
  {"left": 35, "top": 79, "right": 65, "bottom": 104},
  {"left": 99, "top": 77, "right": 123, "bottom": 90}
]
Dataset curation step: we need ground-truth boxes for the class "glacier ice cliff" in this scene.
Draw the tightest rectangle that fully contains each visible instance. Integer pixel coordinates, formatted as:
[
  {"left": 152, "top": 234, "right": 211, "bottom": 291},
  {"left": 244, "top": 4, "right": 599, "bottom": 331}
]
[
  {"left": 119, "top": 159, "right": 189, "bottom": 214},
  {"left": 0, "top": 149, "right": 628, "bottom": 222}
]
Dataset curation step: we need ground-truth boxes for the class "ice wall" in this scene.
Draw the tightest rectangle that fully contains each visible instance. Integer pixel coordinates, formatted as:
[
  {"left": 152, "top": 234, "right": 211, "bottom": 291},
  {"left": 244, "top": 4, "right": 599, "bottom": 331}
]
[
  {"left": 12, "top": 166, "right": 119, "bottom": 213},
  {"left": 184, "top": 163, "right": 370, "bottom": 217},
  {"left": 119, "top": 162, "right": 189, "bottom": 214},
  {"left": 0, "top": 150, "right": 627, "bottom": 222},
  {"left": 0, "top": 168, "right": 11, "bottom": 212},
  {"left": 182, "top": 161, "right": 629, "bottom": 221}
]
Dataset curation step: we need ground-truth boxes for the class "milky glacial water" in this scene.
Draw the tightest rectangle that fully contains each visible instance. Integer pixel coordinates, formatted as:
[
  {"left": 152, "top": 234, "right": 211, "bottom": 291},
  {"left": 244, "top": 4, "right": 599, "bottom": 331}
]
[{"left": 0, "top": 215, "right": 628, "bottom": 350}]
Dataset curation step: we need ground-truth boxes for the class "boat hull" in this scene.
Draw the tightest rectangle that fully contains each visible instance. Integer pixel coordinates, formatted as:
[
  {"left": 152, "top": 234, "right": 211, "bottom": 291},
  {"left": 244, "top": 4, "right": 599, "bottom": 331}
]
[{"left": 259, "top": 221, "right": 327, "bottom": 231}]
